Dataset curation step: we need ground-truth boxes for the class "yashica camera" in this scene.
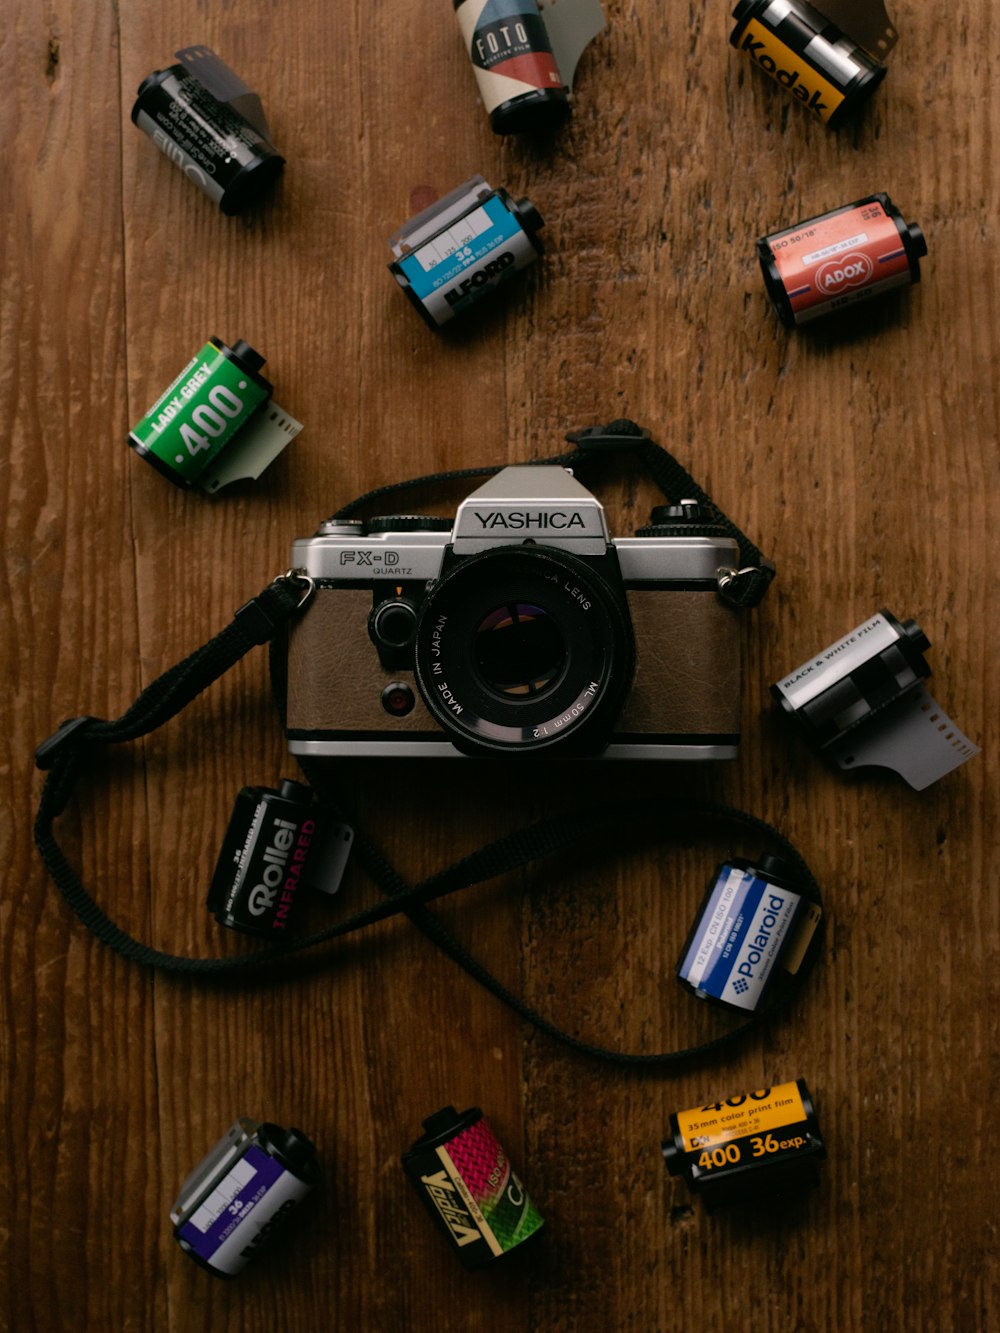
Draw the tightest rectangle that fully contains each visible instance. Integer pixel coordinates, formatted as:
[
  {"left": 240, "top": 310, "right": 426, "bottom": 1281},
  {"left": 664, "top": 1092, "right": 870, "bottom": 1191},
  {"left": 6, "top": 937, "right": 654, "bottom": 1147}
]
[{"left": 285, "top": 466, "right": 744, "bottom": 759}]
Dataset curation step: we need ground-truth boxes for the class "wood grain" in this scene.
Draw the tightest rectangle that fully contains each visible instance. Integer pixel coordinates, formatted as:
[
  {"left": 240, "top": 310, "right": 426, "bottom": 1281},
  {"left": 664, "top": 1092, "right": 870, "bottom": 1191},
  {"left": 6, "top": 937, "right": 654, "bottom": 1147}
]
[{"left": 2, "top": 1, "right": 997, "bottom": 1329}]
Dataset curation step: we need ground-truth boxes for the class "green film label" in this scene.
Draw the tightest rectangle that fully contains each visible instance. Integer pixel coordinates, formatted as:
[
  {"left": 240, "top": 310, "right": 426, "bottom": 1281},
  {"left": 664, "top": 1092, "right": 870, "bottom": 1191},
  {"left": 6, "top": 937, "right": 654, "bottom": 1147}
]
[{"left": 130, "top": 341, "right": 269, "bottom": 483}]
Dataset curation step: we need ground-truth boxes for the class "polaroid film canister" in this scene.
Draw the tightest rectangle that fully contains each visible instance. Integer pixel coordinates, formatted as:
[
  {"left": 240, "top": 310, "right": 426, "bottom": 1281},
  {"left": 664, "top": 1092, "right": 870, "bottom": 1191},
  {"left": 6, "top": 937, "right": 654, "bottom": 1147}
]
[
  {"left": 402, "top": 1106, "right": 544, "bottom": 1268},
  {"left": 757, "top": 192, "right": 927, "bottom": 328},
  {"left": 676, "top": 855, "right": 821, "bottom": 1012},
  {"left": 663, "top": 1078, "right": 826, "bottom": 1211},
  {"left": 730, "top": 0, "right": 886, "bottom": 128}
]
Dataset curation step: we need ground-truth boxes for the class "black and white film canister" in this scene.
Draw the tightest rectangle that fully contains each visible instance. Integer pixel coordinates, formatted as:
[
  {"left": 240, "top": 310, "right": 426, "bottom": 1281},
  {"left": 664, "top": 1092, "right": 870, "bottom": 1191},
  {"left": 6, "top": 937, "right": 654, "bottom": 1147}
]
[
  {"left": 402, "top": 1106, "right": 544, "bottom": 1269},
  {"left": 388, "top": 177, "right": 544, "bottom": 328},
  {"left": 132, "top": 47, "right": 284, "bottom": 214},
  {"left": 772, "top": 610, "right": 980, "bottom": 789},
  {"left": 172, "top": 1118, "right": 321, "bottom": 1277},
  {"left": 757, "top": 193, "right": 927, "bottom": 329},
  {"left": 676, "top": 855, "right": 821, "bottom": 1012},
  {"left": 662, "top": 1079, "right": 826, "bottom": 1211},
  {"left": 730, "top": 0, "right": 893, "bottom": 128}
]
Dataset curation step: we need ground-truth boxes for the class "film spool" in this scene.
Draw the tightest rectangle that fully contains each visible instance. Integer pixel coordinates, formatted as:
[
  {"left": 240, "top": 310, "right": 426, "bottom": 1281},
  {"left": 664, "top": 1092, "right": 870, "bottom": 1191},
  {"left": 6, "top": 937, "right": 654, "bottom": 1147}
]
[
  {"left": 388, "top": 177, "right": 544, "bottom": 328},
  {"left": 757, "top": 192, "right": 927, "bottom": 328},
  {"left": 663, "top": 1078, "right": 826, "bottom": 1211},
  {"left": 132, "top": 64, "right": 284, "bottom": 214},
  {"left": 729, "top": 0, "right": 886, "bottom": 128},
  {"left": 676, "top": 855, "right": 822, "bottom": 1013},
  {"left": 454, "top": 0, "right": 570, "bottom": 133},
  {"left": 172, "top": 1118, "right": 321, "bottom": 1276},
  {"left": 402, "top": 1106, "right": 544, "bottom": 1268}
]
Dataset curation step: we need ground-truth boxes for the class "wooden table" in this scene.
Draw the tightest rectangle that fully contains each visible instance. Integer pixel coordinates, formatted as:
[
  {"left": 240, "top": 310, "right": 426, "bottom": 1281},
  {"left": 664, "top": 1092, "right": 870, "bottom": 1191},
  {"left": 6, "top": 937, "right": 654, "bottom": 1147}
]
[{"left": 3, "top": 2, "right": 996, "bottom": 1328}]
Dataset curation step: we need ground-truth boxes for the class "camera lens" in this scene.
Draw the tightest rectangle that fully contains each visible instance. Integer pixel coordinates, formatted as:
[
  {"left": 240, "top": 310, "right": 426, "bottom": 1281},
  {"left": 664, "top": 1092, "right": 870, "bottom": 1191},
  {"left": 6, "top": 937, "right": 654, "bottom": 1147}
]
[
  {"left": 474, "top": 603, "right": 566, "bottom": 698},
  {"left": 413, "top": 545, "right": 635, "bottom": 756}
]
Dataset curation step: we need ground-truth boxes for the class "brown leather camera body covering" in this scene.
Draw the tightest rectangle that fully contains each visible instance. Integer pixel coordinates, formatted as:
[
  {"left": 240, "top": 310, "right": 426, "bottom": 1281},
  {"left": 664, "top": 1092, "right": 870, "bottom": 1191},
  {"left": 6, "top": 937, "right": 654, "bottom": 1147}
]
[{"left": 286, "top": 586, "right": 741, "bottom": 748}]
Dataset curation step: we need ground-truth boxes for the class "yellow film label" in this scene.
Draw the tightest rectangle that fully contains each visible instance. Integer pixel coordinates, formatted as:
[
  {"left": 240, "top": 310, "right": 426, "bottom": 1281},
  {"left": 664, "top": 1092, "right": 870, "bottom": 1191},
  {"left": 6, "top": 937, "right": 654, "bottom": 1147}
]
[
  {"left": 737, "top": 20, "right": 845, "bottom": 123},
  {"left": 676, "top": 1081, "right": 807, "bottom": 1153}
]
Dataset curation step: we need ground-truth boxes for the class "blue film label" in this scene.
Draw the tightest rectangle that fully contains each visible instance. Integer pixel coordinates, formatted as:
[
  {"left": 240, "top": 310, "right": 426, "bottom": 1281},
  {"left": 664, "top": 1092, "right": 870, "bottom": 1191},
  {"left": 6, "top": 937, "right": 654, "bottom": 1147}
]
[
  {"left": 396, "top": 194, "right": 535, "bottom": 324},
  {"left": 678, "top": 866, "right": 803, "bottom": 1011}
]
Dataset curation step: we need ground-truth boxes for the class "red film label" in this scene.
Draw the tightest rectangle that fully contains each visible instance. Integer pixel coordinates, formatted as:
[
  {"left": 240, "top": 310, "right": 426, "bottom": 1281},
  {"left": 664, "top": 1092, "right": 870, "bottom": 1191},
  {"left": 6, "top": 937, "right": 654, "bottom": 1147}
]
[{"left": 770, "top": 201, "right": 912, "bottom": 324}]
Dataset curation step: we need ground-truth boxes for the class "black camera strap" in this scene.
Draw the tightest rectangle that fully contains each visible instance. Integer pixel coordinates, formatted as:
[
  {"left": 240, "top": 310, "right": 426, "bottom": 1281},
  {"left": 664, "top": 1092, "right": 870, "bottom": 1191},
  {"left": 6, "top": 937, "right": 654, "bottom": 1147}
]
[{"left": 33, "top": 425, "right": 804, "bottom": 1067}]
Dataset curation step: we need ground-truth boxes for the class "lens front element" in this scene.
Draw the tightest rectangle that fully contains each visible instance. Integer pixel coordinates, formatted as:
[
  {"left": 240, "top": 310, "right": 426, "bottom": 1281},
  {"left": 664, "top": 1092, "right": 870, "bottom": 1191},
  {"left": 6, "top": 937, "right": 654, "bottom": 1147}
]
[{"left": 474, "top": 602, "right": 566, "bottom": 698}]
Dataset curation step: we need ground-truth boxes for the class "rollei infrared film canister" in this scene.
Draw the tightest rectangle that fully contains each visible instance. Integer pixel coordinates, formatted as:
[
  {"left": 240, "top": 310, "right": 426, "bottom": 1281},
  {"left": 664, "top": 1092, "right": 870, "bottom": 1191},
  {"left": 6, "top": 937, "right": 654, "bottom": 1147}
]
[
  {"left": 402, "top": 1106, "right": 544, "bottom": 1268},
  {"left": 388, "top": 176, "right": 544, "bottom": 329},
  {"left": 207, "top": 780, "right": 320, "bottom": 937},
  {"left": 128, "top": 336, "right": 302, "bottom": 492},
  {"left": 757, "top": 193, "right": 927, "bottom": 328},
  {"left": 730, "top": 0, "right": 890, "bottom": 128},
  {"left": 676, "top": 855, "right": 822, "bottom": 1013},
  {"left": 663, "top": 1079, "right": 826, "bottom": 1211},
  {"left": 132, "top": 47, "right": 284, "bottom": 214},
  {"left": 172, "top": 1118, "right": 321, "bottom": 1277}
]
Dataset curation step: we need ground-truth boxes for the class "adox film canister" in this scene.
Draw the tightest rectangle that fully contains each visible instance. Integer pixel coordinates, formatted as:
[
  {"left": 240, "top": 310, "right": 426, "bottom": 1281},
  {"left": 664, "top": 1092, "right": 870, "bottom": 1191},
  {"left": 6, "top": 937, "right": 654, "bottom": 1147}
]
[{"left": 757, "top": 192, "right": 927, "bottom": 328}]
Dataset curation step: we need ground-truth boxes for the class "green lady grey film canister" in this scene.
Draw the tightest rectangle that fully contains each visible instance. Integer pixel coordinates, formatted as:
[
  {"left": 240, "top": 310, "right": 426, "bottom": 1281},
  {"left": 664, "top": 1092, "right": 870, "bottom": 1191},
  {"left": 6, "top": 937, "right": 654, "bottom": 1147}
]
[{"left": 129, "top": 337, "right": 272, "bottom": 488}]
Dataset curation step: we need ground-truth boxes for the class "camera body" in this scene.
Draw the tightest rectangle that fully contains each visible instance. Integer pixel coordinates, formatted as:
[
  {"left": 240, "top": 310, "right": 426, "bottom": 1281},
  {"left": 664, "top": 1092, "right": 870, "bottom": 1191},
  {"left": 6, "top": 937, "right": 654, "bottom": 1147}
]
[{"left": 286, "top": 467, "right": 743, "bottom": 759}]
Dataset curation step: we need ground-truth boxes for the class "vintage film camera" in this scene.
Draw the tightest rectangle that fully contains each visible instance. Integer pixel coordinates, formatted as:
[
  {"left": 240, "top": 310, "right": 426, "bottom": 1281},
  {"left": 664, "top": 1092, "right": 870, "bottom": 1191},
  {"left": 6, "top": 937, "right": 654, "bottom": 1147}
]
[{"left": 285, "top": 466, "right": 744, "bottom": 759}]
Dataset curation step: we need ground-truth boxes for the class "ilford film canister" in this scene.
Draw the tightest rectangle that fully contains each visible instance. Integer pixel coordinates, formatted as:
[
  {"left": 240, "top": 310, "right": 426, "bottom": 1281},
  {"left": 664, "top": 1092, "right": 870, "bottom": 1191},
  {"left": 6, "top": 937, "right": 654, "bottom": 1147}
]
[
  {"left": 129, "top": 336, "right": 302, "bottom": 492},
  {"left": 132, "top": 50, "right": 284, "bottom": 214},
  {"left": 676, "top": 855, "right": 821, "bottom": 1013},
  {"left": 730, "top": 0, "right": 886, "bottom": 128},
  {"left": 454, "top": 0, "right": 569, "bottom": 133},
  {"left": 388, "top": 176, "right": 544, "bottom": 328},
  {"left": 757, "top": 193, "right": 927, "bottom": 328},
  {"left": 172, "top": 1118, "right": 321, "bottom": 1277},
  {"left": 662, "top": 1079, "right": 826, "bottom": 1211},
  {"left": 207, "top": 779, "right": 354, "bottom": 937},
  {"left": 402, "top": 1106, "right": 544, "bottom": 1268}
]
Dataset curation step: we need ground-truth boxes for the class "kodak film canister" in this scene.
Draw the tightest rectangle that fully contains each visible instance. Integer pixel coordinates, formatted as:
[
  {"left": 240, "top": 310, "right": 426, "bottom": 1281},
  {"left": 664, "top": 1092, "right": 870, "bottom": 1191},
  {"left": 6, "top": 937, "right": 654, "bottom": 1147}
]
[
  {"left": 676, "top": 855, "right": 822, "bottom": 1012},
  {"left": 454, "top": 0, "right": 570, "bottom": 134},
  {"left": 730, "top": 0, "right": 885, "bottom": 128},
  {"left": 207, "top": 780, "right": 319, "bottom": 937},
  {"left": 171, "top": 1118, "right": 321, "bottom": 1277},
  {"left": 132, "top": 62, "right": 284, "bottom": 213},
  {"left": 662, "top": 1079, "right": 826, "bottom": 1211},
  {"left": 402, "top": 1106, "right": 544, "bottom": 1268},
  {"left": 757, "top": 193, "right": 927, "bottom": 328},
  {"left": 388, "top": 176, "right": 544, "bottom": 329}
]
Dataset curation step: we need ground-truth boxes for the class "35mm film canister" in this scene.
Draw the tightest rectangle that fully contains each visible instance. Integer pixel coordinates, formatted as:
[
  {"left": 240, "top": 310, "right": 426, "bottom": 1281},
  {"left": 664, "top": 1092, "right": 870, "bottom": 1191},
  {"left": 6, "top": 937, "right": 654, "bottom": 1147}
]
[
  {"left": 208, "top": 780, "right": 319, "bottom": 937},
  {"left": 663, "top": 1079, "right": 826, "bottom": 1211},
  {"left": 676, "top": 855, "right": 821, "bottom": 1012},
  {"left": 757, "top": 193, "right": 927, "bottom": 328},
  {"left": 129, "top": 336, "right": 302, "bottom": 492},
  {"left": 389, "top": 176, "right": 544, "bottom": 328},
  {"left": 172, "top": 1118, "right": 321, "bottom": 1277},
  {"left": 402, "top": 1106, "right": 544, "bottom": 1268},
  {"left": 454, "top": 0, "right": 569, "bottom": 134},
  {"left": 730, "top": 0, "right": 886, "bottom": 128},
  {"left": 132, "top": 57, "right": 284, "bottom": 214}
]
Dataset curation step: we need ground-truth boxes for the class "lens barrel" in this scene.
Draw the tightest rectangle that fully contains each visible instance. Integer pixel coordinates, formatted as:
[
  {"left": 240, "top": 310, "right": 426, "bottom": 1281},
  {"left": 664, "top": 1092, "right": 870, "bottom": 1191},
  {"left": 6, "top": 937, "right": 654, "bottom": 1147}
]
[{"left": 413, "top": 545, "right": 635, "bottom": 756}]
